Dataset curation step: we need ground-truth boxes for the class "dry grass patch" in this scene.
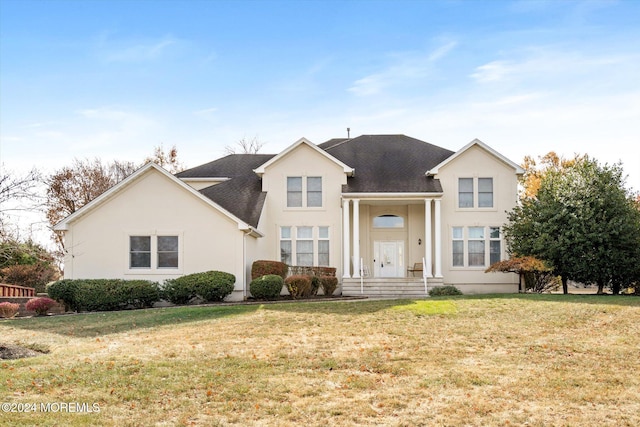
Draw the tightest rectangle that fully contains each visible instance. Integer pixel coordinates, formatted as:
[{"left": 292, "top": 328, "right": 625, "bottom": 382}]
[{"left": 0, "top": 295, "right": 638, "bottom": 426}]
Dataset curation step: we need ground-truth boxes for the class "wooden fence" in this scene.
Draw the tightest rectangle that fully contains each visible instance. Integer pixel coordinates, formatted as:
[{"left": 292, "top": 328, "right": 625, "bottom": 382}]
[{"left": 0, "top": 283, "right": 36, "bottom": 298}]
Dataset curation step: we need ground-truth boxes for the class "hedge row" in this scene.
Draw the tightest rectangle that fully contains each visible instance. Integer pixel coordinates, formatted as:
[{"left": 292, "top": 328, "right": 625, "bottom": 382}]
[
  {"left": 47, "top": 271, "right": 236, "bottom": 312},
  {"left": 47, "top": 279, "right": 160, "bottom": 312}
]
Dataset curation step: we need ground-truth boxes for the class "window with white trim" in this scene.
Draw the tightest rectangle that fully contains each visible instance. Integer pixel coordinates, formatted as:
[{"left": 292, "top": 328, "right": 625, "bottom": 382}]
[
  {"left": 279, "top": 226, "right": 330, "bottom": 266},
  {"left": 287, "top": 176, "right": 322, "bottom": 208},
  {"left": 458, "top": 177, "right": 493, "bottom": 208},
  {"left": 280, "top": 226, "right": 292, "bottom": 265},
  {"left": 129, "top": 235, "right": 179, "bottom": 269},
  {"left": 451, "top": 226, "right": 502, "bottom": 268},
  {"left": 318, "top": 226, "right": 330, "bottom": 266}
]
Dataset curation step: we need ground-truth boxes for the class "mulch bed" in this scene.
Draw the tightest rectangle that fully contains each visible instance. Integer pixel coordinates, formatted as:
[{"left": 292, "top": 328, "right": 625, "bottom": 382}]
[{"left": 0, "top": 343, "right": 47, "bottom": 360}]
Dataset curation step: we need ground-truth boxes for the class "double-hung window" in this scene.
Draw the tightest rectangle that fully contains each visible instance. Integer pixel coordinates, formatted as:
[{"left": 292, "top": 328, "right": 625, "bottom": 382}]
[
  {"left": 296, "top": 226, "right": 314, "bottom": 266},
  {"left": 129, "top": 235, "right": 179, "bottom": 269},
  {"left": 458, "top": 177, "right": 493, "bottom": 208},
  {"left": 280, "top": 226, "right": 330, "bottom": 266},
  {"left": 287, "top": 176, "right": 322, "bottom": 208},
  {"left": 451, "top": 226, "right": 502, "bottom": 268}
]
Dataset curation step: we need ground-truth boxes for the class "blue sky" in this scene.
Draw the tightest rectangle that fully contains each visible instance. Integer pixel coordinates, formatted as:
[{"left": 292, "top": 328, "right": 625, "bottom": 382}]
[{"left": 1, "top": 0, "right": 639, "bottom": 194}]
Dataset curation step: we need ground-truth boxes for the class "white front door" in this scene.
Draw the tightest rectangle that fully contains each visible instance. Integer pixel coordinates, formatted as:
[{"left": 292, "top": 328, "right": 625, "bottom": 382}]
[{"left": 373, "top": 240, "right": 404, "bottom": 277}]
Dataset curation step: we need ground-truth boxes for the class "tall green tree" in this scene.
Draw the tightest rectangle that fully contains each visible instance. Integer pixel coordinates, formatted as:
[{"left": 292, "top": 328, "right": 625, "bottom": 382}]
[{"left": 504, "top": 156, "right": 640, "bottom": 294}]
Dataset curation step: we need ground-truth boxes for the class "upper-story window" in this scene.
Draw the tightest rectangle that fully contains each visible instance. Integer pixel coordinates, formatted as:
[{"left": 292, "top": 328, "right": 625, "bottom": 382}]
[
  {"left": 287, "top": 176, "right": 322, "bottom": 208},
  {"left": 458, "top": 177, "right": 493, "bottom": 208}
]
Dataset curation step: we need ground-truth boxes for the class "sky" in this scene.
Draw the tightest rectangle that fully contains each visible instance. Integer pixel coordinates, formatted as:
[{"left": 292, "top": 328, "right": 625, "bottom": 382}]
[{"left": 1, "top": 1, "right": 639, "bottom": 204}]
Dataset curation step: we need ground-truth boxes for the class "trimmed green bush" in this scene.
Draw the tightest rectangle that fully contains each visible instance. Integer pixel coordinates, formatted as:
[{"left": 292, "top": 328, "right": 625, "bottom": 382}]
[
  {"left": 47, "top": 279, "right": 160, "bottom": 312},
  {"left": 320, "top": 276, "right": 338, "bottom": 296},
  {"left": 428, "top": 285, "right": 463, "bottom": 297},
  {"left": 47, "top": 279, "right": 82, "bottom": 312},
  {"left": 163, "top": 271, "right": 236, "bottom": 304},
  {"left": 249, "top": 274, "right": 284, "bottom": 299},
  {"left": 251, "top": 260, "right": 288, "bottom": 280},
  {"left": 284, "top": 275, "right": 312, "bottom": 299}
]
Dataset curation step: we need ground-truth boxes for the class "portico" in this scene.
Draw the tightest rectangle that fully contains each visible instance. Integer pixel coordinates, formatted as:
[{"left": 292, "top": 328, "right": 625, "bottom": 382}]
[{"left": 341, "top": 195, "right": 443, "bottom": 280}]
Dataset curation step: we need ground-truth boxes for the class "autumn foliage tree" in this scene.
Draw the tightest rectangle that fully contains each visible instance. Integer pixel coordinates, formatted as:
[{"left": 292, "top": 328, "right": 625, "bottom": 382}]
[
  {"left": 504, "top": 156, "right": 640, "bottom": 294},
  {"left": 519, "top": 152, "right": 583, "bottom": 200},
  {"left": 486, "top": 256, "right": 559, "bottom": 293},
  {"left": 45, "top": 158, "right": 134, "bottom": 237},
  {"left": 45, "top": 145, "right": 185, "bottom": 250}
]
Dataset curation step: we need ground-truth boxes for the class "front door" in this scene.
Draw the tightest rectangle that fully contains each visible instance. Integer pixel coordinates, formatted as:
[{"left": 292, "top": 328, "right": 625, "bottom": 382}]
[{"left": 373, "top": 240, "right": 404, "bottom": 277}]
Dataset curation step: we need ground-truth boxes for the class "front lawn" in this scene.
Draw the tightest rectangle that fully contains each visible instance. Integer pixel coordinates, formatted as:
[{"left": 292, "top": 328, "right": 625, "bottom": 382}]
[{"left": 1, "top": 295, "right": 638, "bottom": 426}]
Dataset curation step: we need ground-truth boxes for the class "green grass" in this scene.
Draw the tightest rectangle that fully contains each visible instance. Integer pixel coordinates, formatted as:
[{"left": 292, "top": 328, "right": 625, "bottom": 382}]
[{"left": 1, "top": 294, "right": 639, "bottom": 426}]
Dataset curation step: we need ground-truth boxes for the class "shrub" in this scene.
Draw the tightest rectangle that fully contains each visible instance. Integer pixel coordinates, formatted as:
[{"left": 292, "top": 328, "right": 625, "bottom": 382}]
[
  {"left": 121, "top": 280, "right": 161, "bottom": 309},
  {"left": 310, "top": 276, "right": 321, "bottom": 296},
  {"left": 428, "top": 285, "right": 463, "bottom": 297},
  {"left": 1, "top": 263, "right": 59, "bottom": 293},
  {"left": 195, "top": 271, "right": 235, "bottom": 302},
  {"left": 161, "top": 278, "right": 195, "bottom": 305},
  {"left": 47, "top": 279, "right": 160, "bottom": 312},
  {"left": 320, "top": 276, "right": 338, "bottom": 296},
  {"left": 284, "top": 275, "right": 312, "bottom": 299},
  {"left": 249, "top": 274, "right": 284, "bottom": 299},
  {"left": 47, "top": 279, "right": 82, "bottom": 312},
  {"left": 0, "top": 302, "right": 20, "bottom": 318},
  {"left": 251, "top": 260, "right": 289, "bottom": 280},
  {"left": 163, "top": 271, "right": 235, "bottom": 304},
  {"left": 25, "top": 297, "right": 56, "bottom": 316}
]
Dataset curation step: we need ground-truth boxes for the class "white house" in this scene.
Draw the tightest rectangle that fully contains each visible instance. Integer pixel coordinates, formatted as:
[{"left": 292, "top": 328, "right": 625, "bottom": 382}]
[{"left": 54, "top": 134, "right": 523, "bottom": 300}]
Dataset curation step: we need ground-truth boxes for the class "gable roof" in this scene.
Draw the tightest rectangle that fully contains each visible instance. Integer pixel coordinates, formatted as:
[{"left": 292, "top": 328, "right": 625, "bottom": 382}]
[
  {"left": 324, "top": 135, "right": 455, "bottom": 193},
  {"left": 426, "top": 138, "right": 525, "bottom": 176},
  {"left": 253, "top": 137, "right": 354, "bottom": 176},
  {"left": 54, "top": 162, "right": 263, "bottom": 236},
  {"left": 176, "top": 153, "right": 275, "bottom": 179},
  {"left": 199, "top": 175, "right": 266, "bottom": 228}
]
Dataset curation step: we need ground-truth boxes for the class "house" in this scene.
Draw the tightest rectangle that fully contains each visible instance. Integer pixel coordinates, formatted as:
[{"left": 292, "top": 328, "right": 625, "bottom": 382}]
[{"left": 54, "top": 134, "right": 523, "bottom": 300}]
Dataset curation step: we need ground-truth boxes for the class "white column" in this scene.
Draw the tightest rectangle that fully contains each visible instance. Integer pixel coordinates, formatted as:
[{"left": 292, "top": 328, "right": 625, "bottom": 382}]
[
  {"left": 352, "top": 199, "right": 360, "bottom": 278},
  {"left": 342, "top": 199, "right": 351, "bottom": 278},
  {"left": 424, "top": 198, "right": 433, "bottom": 277},
  {"left": 434, "top": 198, "right": 443, "bottom": 278}
]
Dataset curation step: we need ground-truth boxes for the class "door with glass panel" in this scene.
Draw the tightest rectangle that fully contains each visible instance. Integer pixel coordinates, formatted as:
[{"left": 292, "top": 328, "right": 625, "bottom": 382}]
[{"left": 373, "top": 241, "right": 404, "bottom": 277}]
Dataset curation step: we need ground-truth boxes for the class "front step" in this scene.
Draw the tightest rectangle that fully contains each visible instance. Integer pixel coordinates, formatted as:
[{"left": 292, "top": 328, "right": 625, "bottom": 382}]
[{"left": 341, "top": 278, "right": 443, "bottom": 297}]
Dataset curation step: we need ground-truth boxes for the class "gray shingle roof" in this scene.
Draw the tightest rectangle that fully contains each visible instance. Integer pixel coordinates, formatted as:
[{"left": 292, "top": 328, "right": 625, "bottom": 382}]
[
  {"left": 176, "top": 154, "right": 275, "bottom": 178},
  {"left": 177, "top": 135, "right": 454, "bottom": 226},
  {"left": 198, "top": 176, "right": 266, "bottom": 228},
  {"left": 325, "top": 135, "right": 454, "bottom": 193}
]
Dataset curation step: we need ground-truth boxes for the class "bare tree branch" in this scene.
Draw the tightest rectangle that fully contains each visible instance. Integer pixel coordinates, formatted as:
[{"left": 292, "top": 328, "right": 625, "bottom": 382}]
[{"left": 224, "top": 136, "right": 265, "bottom": 155}]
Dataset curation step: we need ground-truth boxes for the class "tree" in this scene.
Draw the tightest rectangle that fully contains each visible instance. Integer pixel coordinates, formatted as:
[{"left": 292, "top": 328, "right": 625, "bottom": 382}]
[
  {"left": 0, "top": 166, "right": 41, "bottom": 213},
  {"left": 504, "top": 156, "right": 640, "bottom": 294},
  {"left": 485, "top": 256, "right": 559, "bottom": 293},
  {"left": 0, "top": 236, "right": 60, "bottom": 292},
  {"left": 0, "top": 166, "right": 42, "bottom": 235},
  {"left": 44, "top": 158, "right": 136, "bottom": 249},
  {"left": 144, "top": 144, "right": 184, "bottom": 174},
  {"left": 519, "top": 152, "right": 582, "bottom": 199},
  {"left": 224, "top": 136, "right": 265, "bottom": 155}
]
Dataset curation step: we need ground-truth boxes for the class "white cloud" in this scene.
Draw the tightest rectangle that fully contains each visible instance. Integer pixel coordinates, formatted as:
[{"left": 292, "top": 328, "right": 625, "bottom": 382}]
[
  {"left": 97, "top": 35, "right": 179, "bottom": 63},
  {"left": 470, "top": 60, "right": 513, "bottom": 83},
  {"left": 348, "top": 39, "right": 458, "bottom": 97}
]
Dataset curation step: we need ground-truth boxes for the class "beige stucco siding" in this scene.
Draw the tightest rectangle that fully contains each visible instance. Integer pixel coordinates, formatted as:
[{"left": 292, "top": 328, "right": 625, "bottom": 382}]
[
  {"left": 61, "top": 168, "right": 248, "bottom": 299},
  {"left": 436, "top": 144, "right": 519, "bottom": 290},
  {"left": 255, "top": 143, "right": 347, "bottom": 276}
]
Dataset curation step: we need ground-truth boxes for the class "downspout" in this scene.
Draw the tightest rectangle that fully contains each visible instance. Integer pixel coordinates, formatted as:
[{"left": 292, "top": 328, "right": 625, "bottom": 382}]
[{"left": 242, "top": 229, "right": 252, "bottom": 300}]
